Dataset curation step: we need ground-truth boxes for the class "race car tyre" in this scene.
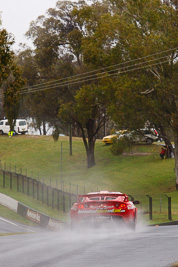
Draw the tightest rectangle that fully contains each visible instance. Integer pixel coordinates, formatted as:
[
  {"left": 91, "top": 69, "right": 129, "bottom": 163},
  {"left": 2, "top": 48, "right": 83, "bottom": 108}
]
[{"left": 130, "top": 211, "right": 137, "bottom": 231}]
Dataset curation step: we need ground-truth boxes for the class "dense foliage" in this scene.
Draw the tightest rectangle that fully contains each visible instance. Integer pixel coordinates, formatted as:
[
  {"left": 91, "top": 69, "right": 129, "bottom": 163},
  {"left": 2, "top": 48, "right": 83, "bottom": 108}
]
[
  {"left": 0, "top": 27, "right": 25, "bottom": 130},
  {"left": 4, "top": 1, "right": 177, "bottom": 186}
]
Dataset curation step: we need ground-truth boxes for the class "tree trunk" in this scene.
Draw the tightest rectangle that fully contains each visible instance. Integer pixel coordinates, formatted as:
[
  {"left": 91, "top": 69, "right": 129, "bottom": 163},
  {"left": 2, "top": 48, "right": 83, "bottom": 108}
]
[
  {"left": 86, "top": 119, "right": 96, "bottom": 168},
  {"left": 42, "top": 121, "right": 47, "bottom": 135},
  {"left": 159, "top": 126, "right": 174, "bottom": 157},
  {"left": 80, "top": 119, "right": 96, "bottom": 168},
  {"left": 174, "top": 135, "right": 178, "bottom": 190},
  {"left": 87, "top": 136, "right": 96, "bottom": 168},
  {"left": 81, "top": 133, "right": 96, "bottom": 168},
  {"left": 38, "top": 127, "right": 42, "bottom": 135}
]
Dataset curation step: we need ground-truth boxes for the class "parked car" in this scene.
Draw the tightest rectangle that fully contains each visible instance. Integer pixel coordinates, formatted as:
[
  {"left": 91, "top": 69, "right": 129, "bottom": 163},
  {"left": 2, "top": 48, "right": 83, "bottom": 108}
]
[
  {"left": 119, "top": 128, "right": 159, "bottom": 145},
  {"left": 102, "top": 130, "right": 127, "bottom": 144},
  {"left": 0, "top": 119, "right": 28, "bottom": 135},
  {"left": 71, "top": 191, "right": 139, "bottom": 230}
]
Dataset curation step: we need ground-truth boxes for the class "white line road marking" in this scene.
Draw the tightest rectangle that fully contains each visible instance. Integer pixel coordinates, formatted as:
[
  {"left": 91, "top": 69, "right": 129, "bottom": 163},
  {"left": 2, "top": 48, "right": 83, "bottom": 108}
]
[{"left": 0, "top": 217, "right": 34, "bottom": 232}]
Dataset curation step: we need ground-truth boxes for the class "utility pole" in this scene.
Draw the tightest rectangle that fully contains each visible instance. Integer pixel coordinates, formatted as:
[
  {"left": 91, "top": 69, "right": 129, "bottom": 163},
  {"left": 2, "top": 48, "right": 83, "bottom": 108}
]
[
  {"left": 69, "top": 122, "right": 72, "bottom": 156},
  {"left": 61, "top": 142, "right": 63, "bottom": 188}
]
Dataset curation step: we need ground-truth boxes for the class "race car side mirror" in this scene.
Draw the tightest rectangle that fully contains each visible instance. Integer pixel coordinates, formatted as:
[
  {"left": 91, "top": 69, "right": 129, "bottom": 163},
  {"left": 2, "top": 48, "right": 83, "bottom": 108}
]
[{"left": 133, "top": 200, "right": 140, "bottom": 204}]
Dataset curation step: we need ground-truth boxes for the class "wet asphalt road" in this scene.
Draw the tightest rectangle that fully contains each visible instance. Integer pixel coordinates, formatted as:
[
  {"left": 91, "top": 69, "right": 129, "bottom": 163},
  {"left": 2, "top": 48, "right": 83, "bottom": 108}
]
[{"left": 0, "top": 217, "right": 178, "bottom": 267}]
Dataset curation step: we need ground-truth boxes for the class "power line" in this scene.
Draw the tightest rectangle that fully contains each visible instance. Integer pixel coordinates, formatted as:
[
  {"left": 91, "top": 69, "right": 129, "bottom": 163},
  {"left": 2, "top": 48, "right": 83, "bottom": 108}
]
[
  {"left": 20, "top": 57, "right": 170, "bottom": 95},
  {"left": 0, "top": 58, "right": 172, "bottom": 97},
  {"left": 20, "top": 47, "right": 178, "bottom": 92},
  {"left": 0, "top": 47, "right": 177, "bottom": 98}
]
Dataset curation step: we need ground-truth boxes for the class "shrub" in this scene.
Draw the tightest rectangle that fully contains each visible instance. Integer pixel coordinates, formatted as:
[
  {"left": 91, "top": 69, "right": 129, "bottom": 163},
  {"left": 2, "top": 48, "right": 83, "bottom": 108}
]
[{"left": 110, "top": 136, "right": 132, "bottom": 156}]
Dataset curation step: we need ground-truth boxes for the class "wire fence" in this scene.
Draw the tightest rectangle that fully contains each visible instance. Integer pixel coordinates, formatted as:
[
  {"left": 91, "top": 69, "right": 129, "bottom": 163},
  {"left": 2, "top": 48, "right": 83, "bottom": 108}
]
[
  {"left": 0, "top": 162, "right": 177, "bottom": 221},
  {"left": 0, "top": 168, "right": 78, "bottom": 213}
]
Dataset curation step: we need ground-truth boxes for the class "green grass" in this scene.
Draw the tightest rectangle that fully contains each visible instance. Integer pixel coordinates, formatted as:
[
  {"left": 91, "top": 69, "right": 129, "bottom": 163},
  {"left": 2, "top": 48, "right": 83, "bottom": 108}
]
[{"left": 0, "top": 135, "right": 177, "bottom": 225}]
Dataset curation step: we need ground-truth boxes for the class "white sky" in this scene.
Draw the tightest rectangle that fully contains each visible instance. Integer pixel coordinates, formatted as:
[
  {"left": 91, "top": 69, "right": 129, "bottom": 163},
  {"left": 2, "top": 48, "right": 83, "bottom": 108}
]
[{"left": 0, "top": 0, "right": 58, "bottom": 50}]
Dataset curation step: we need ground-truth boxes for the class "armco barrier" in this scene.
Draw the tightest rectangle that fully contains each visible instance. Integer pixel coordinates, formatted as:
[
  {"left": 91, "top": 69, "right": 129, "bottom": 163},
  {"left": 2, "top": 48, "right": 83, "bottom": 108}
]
[
  {"left": 0, "top": 193, "right": 66, "bottom": 230},
  {"left": 17, "top": 202, "right": 66, "bottom": 230},
  {"left": 0, "top": 193, "right": 18, "bottom": 212}
]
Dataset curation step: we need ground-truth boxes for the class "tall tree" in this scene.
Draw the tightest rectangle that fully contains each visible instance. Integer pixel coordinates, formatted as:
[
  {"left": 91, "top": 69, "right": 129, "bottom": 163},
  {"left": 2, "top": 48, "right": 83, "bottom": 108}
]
[
  {"left": 96, "top": 0, "right": 178, "bottom": 188},
  {"left": 20, "top": 0, "right": 178, "bottom": 177},
  {"left": 59, "top": 80, "right": 108, "bottom": 167},
  {"left": 0, "top": 28, "right": 25, "bottom": 129},
  {"left": 0, "top": 29, "right": 14, "bottom": 86},
  {"left": 23, "top": 0, "right": 110, "bottom": 166},
  {"left": 71, "top": 0, "right": 178, "bottom": 180},
  {"left": 3, "top": 63, "right": 25, "bottom": 131}
]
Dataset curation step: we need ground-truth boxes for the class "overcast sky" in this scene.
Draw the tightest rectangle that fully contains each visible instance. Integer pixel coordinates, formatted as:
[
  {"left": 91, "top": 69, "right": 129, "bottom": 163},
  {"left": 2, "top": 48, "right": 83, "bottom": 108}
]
[{"left": 0, "top": 0, "right": 58, "bottom": 50}]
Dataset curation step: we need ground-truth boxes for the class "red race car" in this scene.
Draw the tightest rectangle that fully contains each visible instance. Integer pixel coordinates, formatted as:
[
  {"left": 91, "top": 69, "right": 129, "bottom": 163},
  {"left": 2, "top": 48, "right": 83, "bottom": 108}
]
[{"left": 71, "top": 191, "right": 139, "bottom": 230}]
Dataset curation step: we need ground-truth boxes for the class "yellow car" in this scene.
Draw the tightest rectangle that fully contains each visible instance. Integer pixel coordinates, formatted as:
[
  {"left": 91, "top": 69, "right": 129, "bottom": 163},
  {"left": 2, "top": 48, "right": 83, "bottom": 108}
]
[
  {"left": 102, "top": 130, "right": 127, "bottom": 144},
  {"left": 102, "top": 134, "right": 117, "bottom": 144}
]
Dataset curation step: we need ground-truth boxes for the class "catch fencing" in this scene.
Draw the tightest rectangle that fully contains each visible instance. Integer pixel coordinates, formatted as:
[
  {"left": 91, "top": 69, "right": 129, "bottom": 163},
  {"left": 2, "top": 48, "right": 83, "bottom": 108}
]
[
  {"left": 0, "top": 168, "right": 78, "bottom": 213},
  {"left": 129, "top": 193, "right": 178, "bottom": 223},
  {"left": 0, "top": 164, "right": 177, "bottom": 221}
]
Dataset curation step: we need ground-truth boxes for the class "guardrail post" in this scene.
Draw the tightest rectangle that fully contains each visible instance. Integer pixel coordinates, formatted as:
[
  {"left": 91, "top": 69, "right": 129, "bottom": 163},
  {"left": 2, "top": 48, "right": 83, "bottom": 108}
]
[
  {"left": 146, "top": 195, "right": 152, "bottom": 220},
  {"left": 47, "top": 186, "right": 49, "bottom": 206},
  {"left": 165, "top": 194, "right": 172, "bottom": 221},
  {"left": 63, "top": 192, "right": 65, "bottom": 212},
  {"left": 52, "top": 188, "right": 54, "bottom": 209},
  {"left": 3, "top": 171, "right": 5, "bottom": 188},
  {"left": 57, "top": 190, "right": 60, "bottom": 211},
  {"left": 37, "top": 181, "right": 39, "bottom": 200},
  {"left": 22, "top": 175, "right": 24, "bottom": 193},
  {"left": 17, "top": 174, "right": 19, "bottom": 191},
  {"left": 27, "top": 177, "right": 29, "bottom": 196},
  {"left": 10, "top": 172, "right": 12, "bottom": 190},
  {"left": 42, "top": 183, "right": 44, "bottom": 203},
  {"left": 33, "top": 179, "right": 35, "bottom": 198}
]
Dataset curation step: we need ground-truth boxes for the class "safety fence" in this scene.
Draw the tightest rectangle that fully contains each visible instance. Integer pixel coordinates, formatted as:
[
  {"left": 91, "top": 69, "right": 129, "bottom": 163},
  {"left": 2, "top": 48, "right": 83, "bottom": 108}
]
[
  {"left": 0, "top": 168, "right": 78, "bottom": 213},
  {"left": 129, "top": 193, "right": 178, "bottom": 222},
  {"left": 0, "top": 165, "right": 177, "bottom": 221}
]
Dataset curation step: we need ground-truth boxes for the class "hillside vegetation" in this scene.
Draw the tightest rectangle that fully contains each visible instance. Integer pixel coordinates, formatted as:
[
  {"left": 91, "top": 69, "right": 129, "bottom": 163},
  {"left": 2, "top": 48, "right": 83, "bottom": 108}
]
[{"left": 0, "top": 135, "right": 177, "bottom": 223}]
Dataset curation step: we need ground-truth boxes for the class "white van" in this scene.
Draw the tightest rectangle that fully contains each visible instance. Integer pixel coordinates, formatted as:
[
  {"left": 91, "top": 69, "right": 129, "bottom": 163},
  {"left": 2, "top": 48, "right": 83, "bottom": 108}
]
[{"left": 0, "top": 119, "right": 28, "bottom": 135}]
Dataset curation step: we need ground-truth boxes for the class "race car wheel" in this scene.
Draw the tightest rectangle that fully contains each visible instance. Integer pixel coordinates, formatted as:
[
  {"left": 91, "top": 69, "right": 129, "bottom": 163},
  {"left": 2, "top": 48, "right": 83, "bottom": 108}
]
[{"left": 130, "top": 212, "right": 137, "bottom": 231}]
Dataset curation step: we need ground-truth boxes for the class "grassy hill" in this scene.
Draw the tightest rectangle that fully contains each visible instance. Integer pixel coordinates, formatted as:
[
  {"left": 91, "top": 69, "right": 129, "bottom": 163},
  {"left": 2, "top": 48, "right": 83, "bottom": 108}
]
[{"left": 0, "top": 134, "right": 177, "bottom": 224}]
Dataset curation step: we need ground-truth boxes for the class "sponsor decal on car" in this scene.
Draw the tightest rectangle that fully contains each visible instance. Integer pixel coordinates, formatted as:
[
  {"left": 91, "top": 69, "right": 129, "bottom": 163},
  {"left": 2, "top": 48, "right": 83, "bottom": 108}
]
[
  {"left": 26, "top": 209, "right": 41, "bottom": 223},
  {"left": 90, "top": 205, "right": 114, "bottom": 209},
  {"left": 78, "top": 208, "right": 125, "bottom": 214}
]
